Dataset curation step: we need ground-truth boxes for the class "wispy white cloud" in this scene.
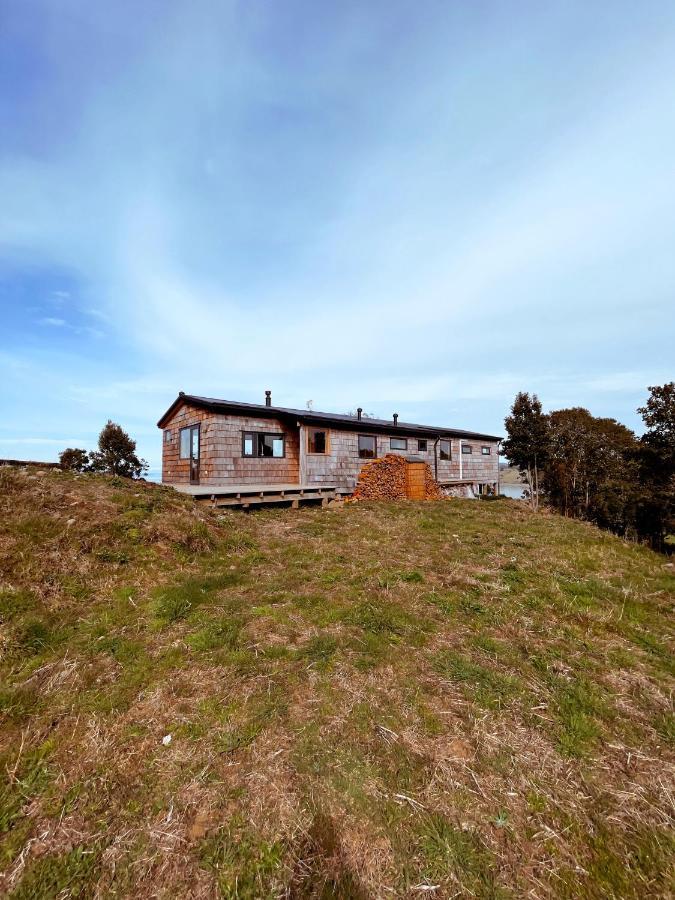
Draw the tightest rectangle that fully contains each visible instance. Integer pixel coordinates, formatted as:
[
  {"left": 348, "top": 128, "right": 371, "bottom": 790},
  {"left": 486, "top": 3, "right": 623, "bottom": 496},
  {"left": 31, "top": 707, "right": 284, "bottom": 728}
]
[
  {"left": 1, "top": 1, "right": 674, "bottom": 467},
  {"left": 84, "top": 308, "right": 110, "bottom": 322},
  {"left": 35, "top": 316, "right": 104, "bottom": 338},
  {"left": 48, "top": 289, "right": 70, "bottom": 303}
]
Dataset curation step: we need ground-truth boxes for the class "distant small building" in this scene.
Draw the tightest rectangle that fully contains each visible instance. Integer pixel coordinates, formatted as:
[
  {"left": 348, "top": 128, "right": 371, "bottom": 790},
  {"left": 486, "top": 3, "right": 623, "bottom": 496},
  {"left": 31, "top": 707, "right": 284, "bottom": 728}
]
[{"left": 157, "top": 391, "right": 500, "bottom": 496}]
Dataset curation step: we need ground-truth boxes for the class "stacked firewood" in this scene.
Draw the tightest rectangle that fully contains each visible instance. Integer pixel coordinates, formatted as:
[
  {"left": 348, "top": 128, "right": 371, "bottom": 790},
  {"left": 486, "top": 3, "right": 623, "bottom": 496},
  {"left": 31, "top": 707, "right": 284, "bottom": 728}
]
[
  {"left": 351, "top": 454, "right": 445, "bottom": 501},
  {"left": 352, "top": 454, "right": 408, "bottom": 500},
  {"left": 424, "top": 467, "right": 445, "bottom": 501}
]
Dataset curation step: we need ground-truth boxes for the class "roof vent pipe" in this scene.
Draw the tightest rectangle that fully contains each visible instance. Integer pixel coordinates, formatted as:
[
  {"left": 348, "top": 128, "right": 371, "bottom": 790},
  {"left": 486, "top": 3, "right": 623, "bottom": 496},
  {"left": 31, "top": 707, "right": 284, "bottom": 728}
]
[
  {"left": 357, "top": 407, "right": 362, "bottom": 421},
  {"left": 265, "top": 390, "right": 272, "bottom": 407},
  {"left": 393, "top": 413, "right": 399, "bottom": 426}
]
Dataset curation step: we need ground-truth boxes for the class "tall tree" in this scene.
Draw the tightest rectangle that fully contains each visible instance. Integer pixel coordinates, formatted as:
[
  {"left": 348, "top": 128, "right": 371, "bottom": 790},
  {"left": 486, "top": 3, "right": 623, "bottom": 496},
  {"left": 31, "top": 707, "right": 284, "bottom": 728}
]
[
  {"left": 545, "top": 408, "right": 637, "bottom": 532},
  {"left": 638, "top": 382, "right": 675, "bottom": 445},
  {"left": 502, "top": 392, "right": 550, "bottom": 509},
  {"left": 636, "top": 383, "right": 675, "bottom": 551},
  {"left": 89, "top": 421, "right": 148, "bottom": 479}
]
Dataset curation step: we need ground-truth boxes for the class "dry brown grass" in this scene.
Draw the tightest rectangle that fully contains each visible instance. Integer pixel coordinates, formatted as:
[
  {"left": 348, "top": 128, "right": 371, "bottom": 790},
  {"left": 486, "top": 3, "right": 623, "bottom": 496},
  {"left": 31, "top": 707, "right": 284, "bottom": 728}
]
[{"left": 0, "top": 467, "right": 673, "bottom": 898}]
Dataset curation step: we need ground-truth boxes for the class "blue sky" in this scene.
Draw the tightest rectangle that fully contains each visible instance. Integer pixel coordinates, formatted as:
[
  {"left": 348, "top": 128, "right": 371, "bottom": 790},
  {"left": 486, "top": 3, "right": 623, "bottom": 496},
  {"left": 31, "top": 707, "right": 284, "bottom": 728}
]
[{"left": 1, "top": 1, "right": 674, "bottom": 473}]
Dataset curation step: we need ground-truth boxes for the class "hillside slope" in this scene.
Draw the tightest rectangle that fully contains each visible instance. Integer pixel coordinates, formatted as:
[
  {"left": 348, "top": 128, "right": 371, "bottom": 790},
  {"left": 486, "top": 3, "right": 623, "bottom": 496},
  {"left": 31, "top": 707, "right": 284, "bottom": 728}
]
[{"left": 0, "top": 468, "right": 673, "bottom": 898}]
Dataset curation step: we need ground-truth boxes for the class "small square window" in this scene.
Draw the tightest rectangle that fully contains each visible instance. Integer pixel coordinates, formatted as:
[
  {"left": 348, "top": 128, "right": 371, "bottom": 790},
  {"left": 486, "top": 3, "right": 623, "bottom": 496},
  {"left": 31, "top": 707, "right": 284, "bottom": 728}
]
[
  {"left": 390, "top": 437, "right": 407, "bottom": 450},
  {"left": 308, "top": 427, "right": 328, "bottom": 454},
  {"left": 462, "top": 444, "right": 472, "bottom": 454},
  {"left": 481, "top": 446, "right": 491, "bottom": 455},
  {"left": 358, "top": 435, "right": 377, "bottom": 459},
  {"left": 418, "top": 439, "right": 427, "bottom": 452},
  {"left": 164, "top": 429, "right": 172, "bottom": 443},
  {"left": 439, "top": 439, "right": 451, "bottom": 460}
]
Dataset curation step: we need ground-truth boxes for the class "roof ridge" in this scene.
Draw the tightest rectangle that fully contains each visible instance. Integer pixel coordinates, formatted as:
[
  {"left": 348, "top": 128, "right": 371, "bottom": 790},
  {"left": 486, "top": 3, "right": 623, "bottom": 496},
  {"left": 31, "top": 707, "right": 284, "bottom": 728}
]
[{"left": 160, "top": 394, "right": 502, "bottom": 441}]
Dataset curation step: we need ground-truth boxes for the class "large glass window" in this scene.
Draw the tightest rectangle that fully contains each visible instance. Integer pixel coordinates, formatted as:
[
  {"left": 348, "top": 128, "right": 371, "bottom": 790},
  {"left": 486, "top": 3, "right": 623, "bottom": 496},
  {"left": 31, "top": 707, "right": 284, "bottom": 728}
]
[
  {"left": 260, "top": 434, "right": 284, "bottom": 457},
  {"left": 179, "top": 425, "right": 199, "bottom": 459},
  {"left": 308, "top": 427, "right": 328, "bottom": 454},
  {"left": 242, "top": 432, "right": 285, "bottom": 458},
  {"left": 439, "top": 439, "right": 451, "bottom": 460},
  {"left": 358, "top": 435, "right": 377, "bottom": 459},
  {"left": 390, "top": 437, "right": 407, "bottom": 450}
]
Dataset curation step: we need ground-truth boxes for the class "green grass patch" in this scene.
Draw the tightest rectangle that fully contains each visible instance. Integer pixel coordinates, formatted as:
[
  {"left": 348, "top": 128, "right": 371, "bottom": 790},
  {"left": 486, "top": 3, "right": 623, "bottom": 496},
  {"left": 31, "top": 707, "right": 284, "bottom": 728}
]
[
  {"left": 414, "top": 814, "right": 505, "bottom": 896},
  {"left": 653, "top": 711, "right": 675, "bottom": 745},
  {"left": 154, "top": 571, "right": 243, "bottom": 623},
  {"left": 0, "top": 589, "right": 37, "bottom": 621},
  {"left": 556, "top": 822, "right": 675, "bottom": 899},
  {"left": 434, "top": 649, "right": 522, "bottom": 709},
  {"left": 9, "top": 844, "right": 101, "bottom": 899},
  {"left": 188, "top": 615, "right": 244, "bottom": 653},
  {"left": 0, "top": 685, "right": 43, "bottom": 725},
  {"left": 199, "top": 817, "right": 285, "bottom": 898},
  {"left": 0, "top": 740, "right": 54, "bottom": 842},
  {"left": 296, "top": 634, "right": 339, "bottom": 668}
]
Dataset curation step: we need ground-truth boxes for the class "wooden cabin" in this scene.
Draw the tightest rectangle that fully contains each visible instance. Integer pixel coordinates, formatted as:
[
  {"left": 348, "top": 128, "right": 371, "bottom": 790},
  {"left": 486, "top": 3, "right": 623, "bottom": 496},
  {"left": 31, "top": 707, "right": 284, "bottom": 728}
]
[{"left": 157, "top": 392, "right": 500, "bottom": 504}]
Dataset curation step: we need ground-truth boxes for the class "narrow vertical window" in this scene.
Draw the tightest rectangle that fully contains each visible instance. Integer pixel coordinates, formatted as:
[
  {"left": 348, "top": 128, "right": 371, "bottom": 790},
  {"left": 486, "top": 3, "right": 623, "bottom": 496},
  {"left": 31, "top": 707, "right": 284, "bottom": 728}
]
[
  {"left": 439, "top": 439, "right": 451, "bottom": 460},
  {"left": 308, "top": 428, "right": 328, "bottom": 454}
]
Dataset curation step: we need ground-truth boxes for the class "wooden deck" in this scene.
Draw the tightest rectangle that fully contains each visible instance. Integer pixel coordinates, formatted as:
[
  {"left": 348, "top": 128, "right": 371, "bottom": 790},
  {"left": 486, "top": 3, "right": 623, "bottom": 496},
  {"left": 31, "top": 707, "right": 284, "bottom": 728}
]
[{"left": 171, "top": 482, "right": 351, "bottom": 509}]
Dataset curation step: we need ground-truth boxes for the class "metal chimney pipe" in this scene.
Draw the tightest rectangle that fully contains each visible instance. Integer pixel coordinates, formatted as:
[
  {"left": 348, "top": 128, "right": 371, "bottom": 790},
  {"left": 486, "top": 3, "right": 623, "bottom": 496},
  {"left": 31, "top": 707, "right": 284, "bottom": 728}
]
[
  {"left": 357, "top": 407, "right": 362, "bottom": 421},
  {"left": 393, "top": 413, "right": 399, "bottom": 426},
  {"left": 265, "top": 390, "right": 272, "bottom": 407}
]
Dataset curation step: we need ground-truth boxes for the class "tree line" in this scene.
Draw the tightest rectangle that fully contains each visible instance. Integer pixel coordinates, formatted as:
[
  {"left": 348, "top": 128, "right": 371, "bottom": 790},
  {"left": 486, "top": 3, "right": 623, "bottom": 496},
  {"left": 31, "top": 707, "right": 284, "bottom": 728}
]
[{"left": 502, "top": 383, "right": 675, "bottom": 552}]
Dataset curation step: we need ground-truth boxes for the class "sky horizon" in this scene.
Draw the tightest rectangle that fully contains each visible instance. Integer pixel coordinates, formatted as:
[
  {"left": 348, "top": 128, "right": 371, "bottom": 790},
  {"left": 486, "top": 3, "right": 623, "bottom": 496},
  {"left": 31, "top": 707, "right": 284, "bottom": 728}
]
[{"left": 1, "top": 1, "right": 674, "bottom": 472}]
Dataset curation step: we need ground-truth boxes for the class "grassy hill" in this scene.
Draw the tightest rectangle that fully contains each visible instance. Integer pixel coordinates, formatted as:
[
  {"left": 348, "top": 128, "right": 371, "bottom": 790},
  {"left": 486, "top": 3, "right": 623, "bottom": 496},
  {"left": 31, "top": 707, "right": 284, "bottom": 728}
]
[
  {"left": 497, "top": 465, "right": 524, "bottom": 486},
  {"left": 1, "top": 467, "right": 673, "bottom": 898}
]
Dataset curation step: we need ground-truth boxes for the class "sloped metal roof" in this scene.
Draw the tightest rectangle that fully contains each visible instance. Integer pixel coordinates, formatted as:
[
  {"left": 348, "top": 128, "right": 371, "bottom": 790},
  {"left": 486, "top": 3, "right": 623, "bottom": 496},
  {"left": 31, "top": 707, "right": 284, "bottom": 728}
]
[{"left": 157, "top": 393, "right": 502, "bottom": 442}]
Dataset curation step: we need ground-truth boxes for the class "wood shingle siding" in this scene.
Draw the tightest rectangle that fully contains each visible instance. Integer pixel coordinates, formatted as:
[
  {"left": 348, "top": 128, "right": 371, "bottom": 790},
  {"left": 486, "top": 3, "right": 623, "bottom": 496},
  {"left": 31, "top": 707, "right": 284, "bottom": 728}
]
[
  {"left": 159, "top": 394, "right": 500, "bottom": 493},
  {"left": 162, "top": 404, "right": 299, "bottom": 486},
  {"left": 300, "top": 427, "right": 480, "bottom": 489}
]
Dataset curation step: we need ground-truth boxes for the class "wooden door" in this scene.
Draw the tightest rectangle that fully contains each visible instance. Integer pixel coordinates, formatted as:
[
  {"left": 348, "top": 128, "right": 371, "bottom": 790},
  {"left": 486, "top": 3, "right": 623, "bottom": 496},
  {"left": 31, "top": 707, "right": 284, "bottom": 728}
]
[
  {"left": 406, "top": 462, "right": 426, "bottom": 500},
  {"left": 189, "top": 425, "right": 200, "bottom": 484}
]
